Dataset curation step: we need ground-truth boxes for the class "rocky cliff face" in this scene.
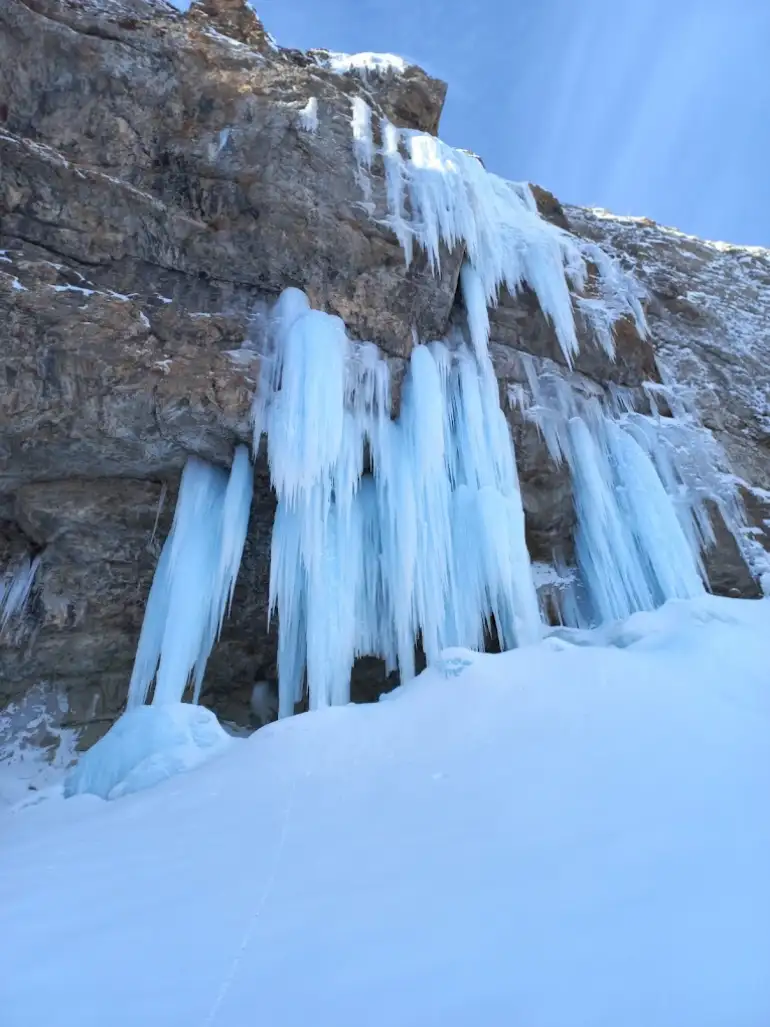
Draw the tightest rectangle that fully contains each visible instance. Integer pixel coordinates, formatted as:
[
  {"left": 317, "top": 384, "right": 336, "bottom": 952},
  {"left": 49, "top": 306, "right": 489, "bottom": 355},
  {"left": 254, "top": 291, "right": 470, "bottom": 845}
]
[
  {"left": 564, "top": 206, "right": 770, "bottom": 593},
  {"left": 1, "top": 0, "right": 768, "bottom": 750}
]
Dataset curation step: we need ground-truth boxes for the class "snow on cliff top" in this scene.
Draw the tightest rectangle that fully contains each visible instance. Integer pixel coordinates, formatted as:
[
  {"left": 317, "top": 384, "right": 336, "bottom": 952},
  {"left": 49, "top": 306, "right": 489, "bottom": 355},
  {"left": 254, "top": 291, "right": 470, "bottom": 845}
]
[
  {"left": 315, "top": 50, "right": 409, "bottom": 76},
  {"left": 2, "top": 595, "right": 769, "bottom": 1027}
]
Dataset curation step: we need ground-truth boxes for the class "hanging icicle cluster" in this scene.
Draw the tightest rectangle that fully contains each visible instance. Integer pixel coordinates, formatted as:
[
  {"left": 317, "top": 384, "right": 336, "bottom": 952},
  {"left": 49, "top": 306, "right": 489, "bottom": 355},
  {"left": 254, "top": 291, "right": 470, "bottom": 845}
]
[
  {"left": 349, "top": 101, "right": 646, "bottom": 367},
  {"left": 508, "top": 355, "right": 737, "bottom": 625},
  {"left": 127, "top": 446, "right": 254, "bottom": 707},
  {"left": 254, "top": 288, "right": 541, "bottom": 716},
  {"left": 0, "top": 555, "right": 39, "bottom": 630}
]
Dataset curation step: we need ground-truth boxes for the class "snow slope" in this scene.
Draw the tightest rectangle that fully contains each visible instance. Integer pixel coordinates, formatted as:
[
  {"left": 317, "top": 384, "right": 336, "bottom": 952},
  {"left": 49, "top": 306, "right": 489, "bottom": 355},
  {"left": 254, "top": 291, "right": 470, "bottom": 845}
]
[{"left": 2, "top": 596, "right": 769, "bottom": 1027}]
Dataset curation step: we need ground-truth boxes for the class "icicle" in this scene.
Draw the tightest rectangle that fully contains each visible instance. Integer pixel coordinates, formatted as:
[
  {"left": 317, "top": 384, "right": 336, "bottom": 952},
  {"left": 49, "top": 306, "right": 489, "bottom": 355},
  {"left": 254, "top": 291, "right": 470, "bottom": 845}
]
[
  {"left": 258, "top": 289, "right": 541, "bottom": 715},
  {"left": 265, "top": 298, "right": 347, "bottom": 507},
  {"left": 606, "top": 423, "right": 705, "bottom": 602},
  {"left": 0, "top": 555, "right": 39, "bottom": 629},
  {"left": 351, "top": 97, "right": 374, "bottom": 169},
  {"left": 351, "top": 118, "right": 647, "bottom": 369},
  {"left": 350, "top": 96, "right": 375, "bottom": 201},
  {"left": 216, "top": 446, "right": 254, "bottom": 624},
  {"left": 460, "top": 262, "right": 490, "bottom": 359},
  {"left": 127, "top": 538, "right": 173, "bottom": 707},
  {"left": 570, "top": 416, "right": 658, "bottom": 622},
  {"left": 269, "top": 501, "right": 307, "bottom": 718},
  {"left": 575, "top": 297, "right": 616, "bottom": 358},
  {"left": 193, "top": 445, "right": 255, "bottom": 704},
  {"left": 511, "top": 357, "right": 714, "bottom": 625},
  {"left": 298, "top": 97, "right": 319, "bottom": 134},
  {"left": 399, "top": 345, "right": 454, "bottom": 665},
  {"left": 380, "top": 118, "right": 411, "bottom": 260},
  {"left": 127, "top": 450, "right": 254, "bottom": 708}
]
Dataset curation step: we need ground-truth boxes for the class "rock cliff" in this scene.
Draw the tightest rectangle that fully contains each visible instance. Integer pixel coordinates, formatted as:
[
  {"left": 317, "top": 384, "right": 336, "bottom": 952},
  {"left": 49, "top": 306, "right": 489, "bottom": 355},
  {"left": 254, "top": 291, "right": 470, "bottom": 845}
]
[{"left": 1, "top": 0, "right": 768, "bottom": 749}]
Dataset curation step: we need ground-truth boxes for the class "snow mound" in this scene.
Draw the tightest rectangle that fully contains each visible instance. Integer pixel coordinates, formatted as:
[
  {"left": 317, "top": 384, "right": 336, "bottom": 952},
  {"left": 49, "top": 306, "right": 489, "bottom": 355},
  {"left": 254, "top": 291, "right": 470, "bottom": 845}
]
[
  {"left": 63, "top": 704, "right": 232, "bottom": 801},
  {"left": 548, "top": 594, "right": 756, "bottom": 652}
]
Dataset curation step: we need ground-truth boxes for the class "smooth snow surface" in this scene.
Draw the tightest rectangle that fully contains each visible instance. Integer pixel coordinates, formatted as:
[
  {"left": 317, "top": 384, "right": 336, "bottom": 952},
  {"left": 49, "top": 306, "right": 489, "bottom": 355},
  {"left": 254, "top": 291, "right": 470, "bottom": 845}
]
[
  {"left": 255, "top": 290, "right": 539, "bottom": 714},
  {"left": 3, "top": 596, "right": 769, "bottom": 1026},
  {"left": 127, "top": 448, "right": 253, "bottom": 707},
  {"left": 64, "top": 703, "right": 231, "bottom": 801}
]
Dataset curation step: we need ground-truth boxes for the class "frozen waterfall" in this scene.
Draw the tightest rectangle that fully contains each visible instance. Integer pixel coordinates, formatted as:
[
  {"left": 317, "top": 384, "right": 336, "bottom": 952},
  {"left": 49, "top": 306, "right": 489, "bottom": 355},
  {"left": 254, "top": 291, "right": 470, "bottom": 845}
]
[
  {"left": 120, "top": 110, "right": 760, "bottom": 720},
  {"left": 255, "top": 289, "right": 540, "bottom": 716},
  {"left": 509, "top": 356, "right": 730, "bottom": 626}
]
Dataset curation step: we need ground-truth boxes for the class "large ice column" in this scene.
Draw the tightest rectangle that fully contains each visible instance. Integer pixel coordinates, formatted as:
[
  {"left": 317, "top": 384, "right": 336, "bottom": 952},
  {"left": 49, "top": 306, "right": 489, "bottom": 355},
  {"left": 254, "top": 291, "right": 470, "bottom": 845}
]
[
  {"left": 256, "top": 289, "right": 539, "bottom": 715},
  {"left": 127, "top": 446, "right": 254, "bottom": 708},
  {"left": 262, "top": 294, "right": 386, "bottom": 715},
  {"left": 441, "top": 349, "right": 541, "bottom": 648}
]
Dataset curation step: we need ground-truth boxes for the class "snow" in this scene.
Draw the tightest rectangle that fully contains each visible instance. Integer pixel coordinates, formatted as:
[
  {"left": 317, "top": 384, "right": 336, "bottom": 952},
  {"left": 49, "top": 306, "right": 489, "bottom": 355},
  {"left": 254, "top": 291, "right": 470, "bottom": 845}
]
[
  {"left": 64, "top": 703, "right": 232, "bottom": 801},
  {"left": 2, "top": 595, "right": 769, "bottom": 1026},
  {"left": 319, "top": 50, "right": 409, "bottom": 76},
  {"left": 459, "top": 260, "right": 491, "bottom": 357},
  {"left": 568, "top": 416, "right": 704, "bottom": 623},
  {"left": 203, "top": 27, "right": 254, "bottom": 52},
  {"left": 255, "top": 290, "right": 538, "bottom": 714},
  {"left": 0, "top": 684, "right": 78, "bottom": 809},
  {"left": 51, "top": 284, "right": 96, "bottom": 296},
  {"left": 1, "top": 270, "right": 27, "bottom": 291}
]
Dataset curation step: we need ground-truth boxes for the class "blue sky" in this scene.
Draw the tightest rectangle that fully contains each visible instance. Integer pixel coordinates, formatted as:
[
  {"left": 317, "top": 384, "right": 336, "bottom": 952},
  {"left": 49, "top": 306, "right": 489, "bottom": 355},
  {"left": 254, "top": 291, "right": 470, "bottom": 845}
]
[{"left": 255, "top": 0, "right": 770, "bottom": 247}]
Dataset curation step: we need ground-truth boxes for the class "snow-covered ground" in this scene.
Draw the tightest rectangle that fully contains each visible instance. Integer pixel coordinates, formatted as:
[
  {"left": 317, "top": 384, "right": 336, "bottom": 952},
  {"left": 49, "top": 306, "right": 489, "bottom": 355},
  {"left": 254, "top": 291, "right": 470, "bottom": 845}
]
[{"left": 2, "top": 595, "right": 769, "bottom": 1027}]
